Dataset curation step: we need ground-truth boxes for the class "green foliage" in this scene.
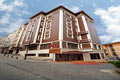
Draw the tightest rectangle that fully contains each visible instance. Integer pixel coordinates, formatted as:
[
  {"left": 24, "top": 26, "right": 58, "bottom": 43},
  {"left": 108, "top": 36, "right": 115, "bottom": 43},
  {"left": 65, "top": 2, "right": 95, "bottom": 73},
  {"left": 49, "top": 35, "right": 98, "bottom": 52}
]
[
  {"left": 110, "top": 61, "right": 120, "bottom": 68},
  {"left": 104, "top": 48, "right": 108, "bottom": 55}
]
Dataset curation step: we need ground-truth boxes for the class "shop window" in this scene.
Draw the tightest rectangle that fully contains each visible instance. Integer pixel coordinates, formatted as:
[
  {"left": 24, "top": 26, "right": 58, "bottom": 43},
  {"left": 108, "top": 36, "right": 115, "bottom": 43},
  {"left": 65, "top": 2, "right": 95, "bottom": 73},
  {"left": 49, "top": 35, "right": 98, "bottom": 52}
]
[
  {"left": 68, "top": 43, "right": 78, "bottom": 49},
  {"left": 40, "top": 44, "right": 50, "bottom": 49},
  {"left": 90, "top": 53, "right": 100, "bottom": 59},
  {"left": 29, "top": 45, "right": 37, "bottom": 50},
  {"left": 56, "top": 54, "right": 62, "bottom": 61},
  {"left": 65, "top": 54, "right": 69, "bottom": 61},
  {"left": 71, "top": 54, "right": 75, "bottom": 60},
  {"left": 26, "top": 54, "right": 36, "bottom": 56},
  {"left": 39, "top": 54, "right": 49, "bottom": 57}
]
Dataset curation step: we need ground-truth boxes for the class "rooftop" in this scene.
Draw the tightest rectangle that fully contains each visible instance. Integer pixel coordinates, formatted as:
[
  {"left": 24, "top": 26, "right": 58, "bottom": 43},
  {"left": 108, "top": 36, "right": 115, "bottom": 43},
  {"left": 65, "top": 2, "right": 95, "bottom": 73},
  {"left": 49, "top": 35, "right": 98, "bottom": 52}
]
[{"left": 29, "top": 5, "right": 93, "bottom": 20}]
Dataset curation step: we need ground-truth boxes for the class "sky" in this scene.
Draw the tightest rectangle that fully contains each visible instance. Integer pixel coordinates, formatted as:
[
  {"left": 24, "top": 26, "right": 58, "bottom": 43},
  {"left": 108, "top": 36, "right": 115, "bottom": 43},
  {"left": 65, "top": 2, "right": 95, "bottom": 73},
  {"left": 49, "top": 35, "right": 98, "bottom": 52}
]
[{"left": 0, "top": 0, "right": 120, "bottom": 44}]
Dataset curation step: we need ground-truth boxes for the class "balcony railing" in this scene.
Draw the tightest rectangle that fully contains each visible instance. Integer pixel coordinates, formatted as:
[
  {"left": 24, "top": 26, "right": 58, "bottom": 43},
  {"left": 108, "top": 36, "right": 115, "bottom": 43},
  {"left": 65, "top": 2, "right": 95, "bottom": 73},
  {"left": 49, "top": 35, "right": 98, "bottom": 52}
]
[
  {"left": 79, "top": 39, "right": 90, "bottom": 43},
  {"left": 77, "top": 31, "right": 88, "bottom": 35}
]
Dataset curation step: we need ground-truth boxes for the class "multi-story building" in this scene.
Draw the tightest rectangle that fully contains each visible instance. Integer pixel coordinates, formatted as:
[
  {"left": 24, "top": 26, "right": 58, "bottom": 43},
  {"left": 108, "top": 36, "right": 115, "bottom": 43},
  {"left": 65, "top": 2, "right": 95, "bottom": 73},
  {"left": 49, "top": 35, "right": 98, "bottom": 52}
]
[
  {"left": 0, "top": 32, "right": 15, "bottom": 54},
  {"left": 0, "top": 25, "right": 26, "bottom": 54},
  {"left": 17, "top": 6, "right": 105, "bottom": 61},
  {"left": 102, "top": 42, "right": 120, "bottom": 57},
  {"left": 9, "top": 25, "right": 26, "bottom": 54}
]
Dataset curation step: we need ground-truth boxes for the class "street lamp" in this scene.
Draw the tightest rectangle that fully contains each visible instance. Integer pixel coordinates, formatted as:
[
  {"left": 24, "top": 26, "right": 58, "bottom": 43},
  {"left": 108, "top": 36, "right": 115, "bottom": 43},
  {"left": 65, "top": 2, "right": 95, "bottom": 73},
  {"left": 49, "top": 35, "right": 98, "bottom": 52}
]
[{"left": 24, "top": 31, "right": 33, "bottom": 60}]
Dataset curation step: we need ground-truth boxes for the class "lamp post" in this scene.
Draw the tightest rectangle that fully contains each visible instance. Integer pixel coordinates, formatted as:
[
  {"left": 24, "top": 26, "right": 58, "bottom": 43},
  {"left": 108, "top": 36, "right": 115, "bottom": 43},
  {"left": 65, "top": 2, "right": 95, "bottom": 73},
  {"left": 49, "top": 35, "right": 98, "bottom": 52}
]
[{"left": 24, "top": 31, "right": 33, "bottom": 60}]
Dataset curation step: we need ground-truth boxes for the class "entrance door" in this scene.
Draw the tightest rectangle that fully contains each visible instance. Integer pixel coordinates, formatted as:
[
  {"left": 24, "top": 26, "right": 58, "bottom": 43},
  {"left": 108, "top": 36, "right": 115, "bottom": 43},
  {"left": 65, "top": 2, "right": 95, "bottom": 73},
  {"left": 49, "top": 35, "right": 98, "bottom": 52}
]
[{"left": 77, "top": 54, "right": 83, "bottom": 60}]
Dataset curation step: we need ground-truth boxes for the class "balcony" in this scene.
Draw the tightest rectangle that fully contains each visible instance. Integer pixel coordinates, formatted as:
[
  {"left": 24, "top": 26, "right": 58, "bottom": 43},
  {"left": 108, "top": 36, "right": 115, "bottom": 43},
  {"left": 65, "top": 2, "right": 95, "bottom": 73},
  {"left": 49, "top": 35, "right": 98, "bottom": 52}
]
[
  {"left": 77, "top": 31, "right": 88, "bottom": 35},
  {"left": 79, "top": 39, "right": 90, "bottom": 43}
]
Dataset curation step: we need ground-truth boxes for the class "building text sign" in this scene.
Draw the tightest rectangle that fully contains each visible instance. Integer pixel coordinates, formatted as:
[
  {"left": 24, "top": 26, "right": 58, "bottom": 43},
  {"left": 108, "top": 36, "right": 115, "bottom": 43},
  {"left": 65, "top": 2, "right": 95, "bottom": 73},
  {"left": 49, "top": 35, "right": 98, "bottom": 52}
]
[{"left": 49, "top": 48, "right": 61, "bottom": 53}]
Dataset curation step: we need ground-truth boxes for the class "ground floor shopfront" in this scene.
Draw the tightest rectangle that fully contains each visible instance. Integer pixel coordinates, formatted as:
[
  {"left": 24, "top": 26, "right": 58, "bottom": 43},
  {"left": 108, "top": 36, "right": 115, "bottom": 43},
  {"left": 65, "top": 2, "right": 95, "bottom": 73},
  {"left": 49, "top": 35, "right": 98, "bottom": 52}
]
[
  {"left": 55, "top": 54, "right": 83, "bottom": 61},
  {"left": 55, "top": 53, "right": 104, "bottom": 61},
  {"left": 18, "top": 49, "right": 105, "bottom": 61}
]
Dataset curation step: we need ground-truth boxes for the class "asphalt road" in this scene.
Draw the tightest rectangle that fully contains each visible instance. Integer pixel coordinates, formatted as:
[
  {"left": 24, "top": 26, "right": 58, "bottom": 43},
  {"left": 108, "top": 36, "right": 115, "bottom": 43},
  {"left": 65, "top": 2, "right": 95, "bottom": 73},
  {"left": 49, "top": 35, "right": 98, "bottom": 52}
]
[{"left": 0, "top": 54, "right": 120, "bottom": 80}]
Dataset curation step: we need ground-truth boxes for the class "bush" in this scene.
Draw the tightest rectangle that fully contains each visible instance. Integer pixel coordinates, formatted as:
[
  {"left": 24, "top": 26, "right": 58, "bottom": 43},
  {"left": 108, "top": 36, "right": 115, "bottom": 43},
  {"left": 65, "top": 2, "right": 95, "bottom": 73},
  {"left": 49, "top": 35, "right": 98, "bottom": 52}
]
[{"left": 110, "top": 61, "right": 120, "bottom": 68}]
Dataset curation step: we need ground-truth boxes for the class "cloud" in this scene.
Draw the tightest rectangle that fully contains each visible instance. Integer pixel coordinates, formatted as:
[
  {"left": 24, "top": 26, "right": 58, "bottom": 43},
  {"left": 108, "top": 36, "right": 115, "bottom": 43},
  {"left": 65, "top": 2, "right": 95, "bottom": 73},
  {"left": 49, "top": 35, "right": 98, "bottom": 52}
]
[
  {"left": 94, "top": 5, "right": 120, "bottom": 43},
  {"left": 0, "top": 13, "right": 11, "bottom": 24},
  {"left": 69, "top": 6, "right": 80, "bottom": 12},
  {"left": 58, "top": 3, "right": 80, "bottom": 13},
  {"left": 64, "top": 5, "right": 80, "bottom": 13},
  {"left": 110, "top": 0, "right": 114, "bottom": 2},
  {"left": 0, "top": 18, "right": 24, "bottom": 33},
  {"left": 0, "top": 0, "right": 27, "bottom": 12},
  {"left": 14, "top": 0, "right": 25, "bottom": 7},
  {"left": 0, "top": 0, "right": 29, "bottom": 34}
]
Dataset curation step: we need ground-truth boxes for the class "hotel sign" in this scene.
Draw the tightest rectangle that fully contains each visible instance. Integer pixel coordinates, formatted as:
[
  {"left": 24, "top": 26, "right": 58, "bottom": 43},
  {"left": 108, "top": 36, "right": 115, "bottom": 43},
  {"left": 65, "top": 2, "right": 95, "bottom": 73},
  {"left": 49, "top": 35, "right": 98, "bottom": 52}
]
[{"left": 49, "top": 48, "right": 61, "bottom": 53}]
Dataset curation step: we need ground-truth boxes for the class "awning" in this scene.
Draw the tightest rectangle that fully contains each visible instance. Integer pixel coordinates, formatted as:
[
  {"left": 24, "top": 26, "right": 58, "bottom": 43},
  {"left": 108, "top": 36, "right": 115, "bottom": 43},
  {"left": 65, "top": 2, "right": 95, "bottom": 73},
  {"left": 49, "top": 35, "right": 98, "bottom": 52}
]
[{"left": 62, "top": 51, "right": 87, "bottom": 54}]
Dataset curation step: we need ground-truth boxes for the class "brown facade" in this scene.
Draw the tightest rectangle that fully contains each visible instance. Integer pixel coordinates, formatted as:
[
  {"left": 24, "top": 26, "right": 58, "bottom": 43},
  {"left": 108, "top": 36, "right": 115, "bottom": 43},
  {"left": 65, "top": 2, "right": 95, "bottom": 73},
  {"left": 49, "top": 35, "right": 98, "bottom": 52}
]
[
  {"left": 42, "top": 11, "right": 59, "bottom": 43},
  {"left": 77, "top": 16, "right": 91, "bottom": 49},
  {"left": 11, "top": 6, "right": 104, "bottom": 61},
  {"left": 63, "top": 13, "right": 78, "bottom": 42},
  {"left": 86, "top": 19, "right": 101, "bottom": 44}
]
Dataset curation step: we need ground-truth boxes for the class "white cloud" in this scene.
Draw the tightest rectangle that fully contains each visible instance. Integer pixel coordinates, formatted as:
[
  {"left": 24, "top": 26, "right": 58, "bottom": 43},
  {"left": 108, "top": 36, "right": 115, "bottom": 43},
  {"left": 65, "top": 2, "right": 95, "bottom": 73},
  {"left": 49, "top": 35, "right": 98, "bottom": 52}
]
[
  {"left": 0, "top": 0, "right": 28, "bottom": 16},
  {"left": 69, "top": 6, "right": 80, "bottom": 12},
  {"left": 14, "top": 0, "right": 24, "bottom": 7},
  {"left": 0, "top": 0, "right": 13, "bottom": 12},
  {"left": 0, "top": 0, "right": 29, "bottom": 34},
  {"left": 0, "top": 13, "right": 11, "bottom": 24},
  {"left": 94, "top": 5, "right": 120, "bottom": 43},
  {"left": 110, "top": 0, "right": 114, "bottom": 2},
  {"left": 0, "top": 18, "right": 24, "bottom": 33},
  {"left": 64, "top": 6, "right": 80, "bottom": 13}
]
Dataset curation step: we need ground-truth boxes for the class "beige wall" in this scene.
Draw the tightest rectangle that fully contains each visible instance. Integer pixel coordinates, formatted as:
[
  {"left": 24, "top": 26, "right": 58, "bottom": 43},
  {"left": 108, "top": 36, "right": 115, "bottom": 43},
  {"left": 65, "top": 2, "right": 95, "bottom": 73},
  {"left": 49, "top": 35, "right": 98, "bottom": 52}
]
[{"left": 103, "top": 42, "right": 120, "bottom": 57}]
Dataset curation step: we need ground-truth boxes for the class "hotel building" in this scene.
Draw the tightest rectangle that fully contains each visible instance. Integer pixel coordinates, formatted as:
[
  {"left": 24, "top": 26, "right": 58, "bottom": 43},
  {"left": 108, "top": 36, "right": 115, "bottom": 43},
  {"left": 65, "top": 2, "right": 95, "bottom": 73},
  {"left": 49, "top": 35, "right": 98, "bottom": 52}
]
[{"left": 14, "top": 6, "right": 105, "bottom": 61}]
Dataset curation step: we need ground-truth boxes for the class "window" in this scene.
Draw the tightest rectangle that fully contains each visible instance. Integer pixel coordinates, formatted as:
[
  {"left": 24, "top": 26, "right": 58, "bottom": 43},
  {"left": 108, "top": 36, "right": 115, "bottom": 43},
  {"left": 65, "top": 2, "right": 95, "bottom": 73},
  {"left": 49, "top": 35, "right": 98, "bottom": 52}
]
[
  {"left": 68, "top": 43, "right": 78, "bottom": 49},
  {"left": 47, "top": 15, "right": 52, "bottom": 19},
  {"left": 37, "top": 35, "right": 40, "bottom": 40},
  {"left": 66, "top": 18, "right": 73, "bottom": 38},
  {"left": 40, "top": 22, "right": 44, "bottom": 26},
  {"left": 64, "top": 12, "right": 71, "bottom": 18},
  {"left": 98, "top": 45, "right": 101, "bottom": 50},
  {"left": 93, "top": 44, "right": 97, "bottom": 49},
  {"left": 44, "top": 19, "right": 52, "bottom": 39},
  {"left": 26, "top": 25, "right": 34, "bottom": 42},
  {"left": 39, "top": 28, "right": 42, "bottom": 32},
  {"left": 40, "top": 44, "right": 50, "bottom": 49}
]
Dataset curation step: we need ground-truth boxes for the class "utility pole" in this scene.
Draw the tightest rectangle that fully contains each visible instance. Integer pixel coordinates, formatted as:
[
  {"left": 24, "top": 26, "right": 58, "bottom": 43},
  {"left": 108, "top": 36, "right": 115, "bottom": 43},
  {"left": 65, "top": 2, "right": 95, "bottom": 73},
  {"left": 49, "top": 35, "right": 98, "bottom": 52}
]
[{"left": 24, "top": 31, "right": 33, "bottom": 60}]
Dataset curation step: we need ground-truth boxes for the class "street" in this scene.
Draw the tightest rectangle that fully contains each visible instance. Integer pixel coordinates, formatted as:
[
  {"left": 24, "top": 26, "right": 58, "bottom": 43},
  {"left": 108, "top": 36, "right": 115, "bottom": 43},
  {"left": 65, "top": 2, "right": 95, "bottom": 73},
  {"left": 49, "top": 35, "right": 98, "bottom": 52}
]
[{"left": 0, "top": 54, "right": 120, "bottom": 80}]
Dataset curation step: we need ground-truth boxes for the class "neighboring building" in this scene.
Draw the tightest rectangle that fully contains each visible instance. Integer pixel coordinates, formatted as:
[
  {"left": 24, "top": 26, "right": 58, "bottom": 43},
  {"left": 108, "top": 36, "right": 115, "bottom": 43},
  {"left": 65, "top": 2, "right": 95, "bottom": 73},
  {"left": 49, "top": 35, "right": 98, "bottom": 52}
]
[
  {"left": 102, "top": 42, "right": 120, "bottom": 57},
  {"left": 0, "top": 25, "right": 26, "bottom": 54},
  {"left": 0, "top": 32, "right": 15, "bottom": 54},
  {"left": 17, "top": 6, "right": 105, "bottom": 61},
  {"left": 9, "top": 25, "right": 26, "bottom": 54}
]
